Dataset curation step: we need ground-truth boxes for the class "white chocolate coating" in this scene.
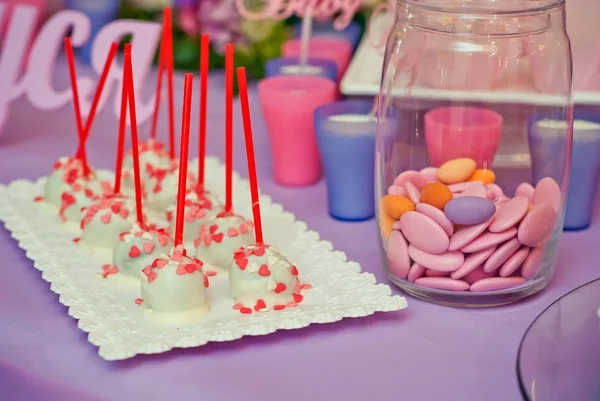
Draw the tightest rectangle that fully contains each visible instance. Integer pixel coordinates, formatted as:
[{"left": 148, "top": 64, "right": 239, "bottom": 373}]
[
  {"left": 193, "top": 213, "right": 254, "bottom": 271},
  {"left": 229, "top": 244, "right": 304, "bottom": 311},
  {"left": 141, "top": 246, "right": 210, "bottom": 315},
  {"left": 106, "top": 224, "right": 174, "bottom": 281},
  {"left": 144, "top": 163, "right": 198, "bottom": 214},
  {"left": 122, "top": 139, "right": 172, "bottom": 192},
  {"left": 45, "top": 157, "right": 84, "bottom": 206},
  {"left": 166, "top": 190, "right": 222, "bottom": 240},
  {"left": 59, "top": 177, "right": 112, "bottom": 222},
  {"left": 80, "top": 195, "right": 139, "bottom": 249}
]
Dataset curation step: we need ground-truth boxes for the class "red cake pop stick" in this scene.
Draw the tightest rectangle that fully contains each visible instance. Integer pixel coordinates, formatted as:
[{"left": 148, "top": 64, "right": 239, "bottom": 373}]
[
  {"left": 64, "top": 38, "right": 88, "bottom": 172},
  {"left": 75, "top": 42, "right": 119, "bottom": 168},
  {"left": 174, "top": 73, "right": 194, "bottom": 246},
  {"left": 149, "top": 9, "right": 167, "bottom": 140},
  {"left": 124, "top": 45, "right": 144, "bottom": 225},
  {"left": 224, "top": 43, "right": 234, "bottom": 213},
  {"left": 164, "top": 7, "right": 176, "bottom": 160},
  {"left": 236, "top": 67, "right": 264, "bottom": 245},
  {"left": 198, "top": 33, "right": 210, "bottom": 192},
  {"left": 113, "top": 50, "right": 129, "bottom": 195}
]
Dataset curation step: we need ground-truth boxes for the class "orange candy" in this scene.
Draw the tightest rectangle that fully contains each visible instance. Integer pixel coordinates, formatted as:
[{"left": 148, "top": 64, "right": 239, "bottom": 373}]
[
  {"left": 420, "top": 182, "right": 453, "bottom": 210},
  {"left": 379, "top": 204, "right": 395, "bottom": 239},
  {"left": 381, "top": 195, "right": 415, "bottom": 220},
  {"left": 469, "top": 169, "right": 496, "bottom": 184}
]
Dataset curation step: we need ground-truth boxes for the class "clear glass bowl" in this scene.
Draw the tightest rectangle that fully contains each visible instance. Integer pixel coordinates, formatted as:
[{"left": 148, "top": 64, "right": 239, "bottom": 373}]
[
  {"left": 376, "top": 0, "right": 573, "bottom": 306},
  {"left": 518, "top": 279, "right": 600, "bottom": 401}
]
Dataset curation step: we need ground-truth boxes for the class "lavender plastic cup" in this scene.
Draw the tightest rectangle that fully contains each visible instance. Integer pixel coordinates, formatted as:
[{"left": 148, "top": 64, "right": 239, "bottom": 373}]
[
  {"left": 265, "top": 57, "right": 337, "bottom": 82},
  {"left": 293, "top": 20, "right": 362, "bottom": 50},
  {"left": 314, "top": 100, "right": 376, "bottom": 221}
]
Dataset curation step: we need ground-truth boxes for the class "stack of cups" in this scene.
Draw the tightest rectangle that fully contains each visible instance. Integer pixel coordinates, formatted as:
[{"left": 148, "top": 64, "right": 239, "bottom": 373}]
[
  {"left": 293, "top": 20, "right": 363, "bottom": 50},
  {"left": 282, "top": 37, "right": 352, "bottom": 82},
  {"left": 258, "top": 75, "right": 337, "bottom": 186}
]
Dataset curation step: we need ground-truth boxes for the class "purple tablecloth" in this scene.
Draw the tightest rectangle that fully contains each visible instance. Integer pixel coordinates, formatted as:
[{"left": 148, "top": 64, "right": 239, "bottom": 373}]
[{"left": 1, "top": 61, "right": 599, "bottom": 401}]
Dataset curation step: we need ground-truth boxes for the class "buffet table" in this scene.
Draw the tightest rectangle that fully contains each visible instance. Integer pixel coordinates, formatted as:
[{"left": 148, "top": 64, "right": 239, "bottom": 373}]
[{"left": 0, "top": 63, "right": 598, "bottom": 401}]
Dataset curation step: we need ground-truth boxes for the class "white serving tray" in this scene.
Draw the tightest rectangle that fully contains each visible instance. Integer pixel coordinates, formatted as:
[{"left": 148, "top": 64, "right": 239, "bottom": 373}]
[
  {"left": 342, "top": 15, "right": 600, "bottom": 106},
  {"left": 0, "top": 156, "right": 406, "bottom": 361}
]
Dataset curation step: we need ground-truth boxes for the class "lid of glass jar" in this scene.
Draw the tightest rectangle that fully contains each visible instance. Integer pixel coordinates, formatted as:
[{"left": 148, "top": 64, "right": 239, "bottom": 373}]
[{"left": 403, "top": 0, "right": 564, "bottom": 13}]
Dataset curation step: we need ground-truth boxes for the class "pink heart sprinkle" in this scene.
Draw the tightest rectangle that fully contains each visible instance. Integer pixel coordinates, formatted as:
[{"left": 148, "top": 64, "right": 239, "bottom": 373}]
[
  {"left": 100, "top": 213, "right": 112, "bottom": 224},
  {"left": 155, "top": 259, "right": 168, "bottom": 268},
  {"left": 143, "top": 242, "right": 155, "bottom": 254},
  {"left": 227, "top": 228, "right": 239, "bottom": 237},
  {"left": 240, "top": 224, "right": 248, "bottom": 234}
]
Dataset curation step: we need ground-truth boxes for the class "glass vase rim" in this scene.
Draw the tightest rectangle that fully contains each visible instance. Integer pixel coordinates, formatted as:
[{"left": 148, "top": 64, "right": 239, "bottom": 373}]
[{"left": 398, "top": 0, "right": 565, "bottom": 15}]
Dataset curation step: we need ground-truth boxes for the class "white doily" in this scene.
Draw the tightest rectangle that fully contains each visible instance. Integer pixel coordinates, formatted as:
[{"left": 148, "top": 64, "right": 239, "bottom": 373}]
[{"left": 0, "top": 157, "right": 407, "bottom": 361}]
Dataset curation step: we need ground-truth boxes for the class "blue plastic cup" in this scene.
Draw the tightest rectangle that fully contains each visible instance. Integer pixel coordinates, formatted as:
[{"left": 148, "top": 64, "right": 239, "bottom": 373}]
[
  {"left": 529, "top": 110, "right": 600, "bottom": 230},
  {"left": 265, "top": 57, "right": 337, "bottom": 83},
  {"left": 293, "top": 21, "right": 362, "bottom": 50},
  {"left": 314, "top": 100, "right": 376, "bottom": 221},
  {"left": 66, "top": 0, "right": 120, "bottom": 64}
]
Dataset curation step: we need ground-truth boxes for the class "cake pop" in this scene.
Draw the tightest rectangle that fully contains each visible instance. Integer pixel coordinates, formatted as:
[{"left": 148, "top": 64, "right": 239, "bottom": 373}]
[
  {"left": 102, "top": 47, "right": 174, "bottom": 283},
  {"left": 42, "top": 39, "right": 117, "bottom": 221},
  {"left": 80, "top": 44, "right": 145, "bottom": 250},
  {"left": 122, "top": 7, "right": 176, "bottom": 192},
  {"left": 166, "top": 34, "right": 223, "bottom": 240},
  {"left": 229, "top": 67, "right": 310, "bottom": 314},
  {"left": 141, "top": 73, "right": 211, "bottom": 322},
  {"left": 194, "top": 44, "right": 253, "bottom": 271}
]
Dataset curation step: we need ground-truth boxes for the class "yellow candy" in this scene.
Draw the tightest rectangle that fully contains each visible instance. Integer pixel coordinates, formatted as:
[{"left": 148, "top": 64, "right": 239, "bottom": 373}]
[
  {"left": 379, "top": 204, "right": 395, "bottom": 239},
  {"left": 469, "top": 169, "right": 496, "bottom": 184},
  {"left": 420, "top": 182, "right": 453, "bottom": 210},
  {"left": 381, "top": 195, "right": 415, "bottom": 220},
  {"left": 437, "top": 158, "right": 477, "bottom": 184}
]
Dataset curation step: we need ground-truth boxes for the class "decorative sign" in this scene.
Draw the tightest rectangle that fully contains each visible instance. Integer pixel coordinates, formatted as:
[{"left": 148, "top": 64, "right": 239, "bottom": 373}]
[
  {"left": 0, "top": 3, "right": 162, "bottom": 135},
  {"left": 235, "top": 0, "right": 362, "bottom": 31}
]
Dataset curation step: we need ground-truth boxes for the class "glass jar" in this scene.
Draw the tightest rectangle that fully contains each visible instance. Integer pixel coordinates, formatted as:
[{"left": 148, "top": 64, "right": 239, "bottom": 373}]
[{"left": 376, "top": 0, "right": 573, "bottom": 306}]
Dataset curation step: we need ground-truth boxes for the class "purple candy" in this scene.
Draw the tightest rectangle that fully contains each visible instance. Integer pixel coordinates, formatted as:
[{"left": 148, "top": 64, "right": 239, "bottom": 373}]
[{"left": 444, "top": 196, "right": 496, "bottom": 226}]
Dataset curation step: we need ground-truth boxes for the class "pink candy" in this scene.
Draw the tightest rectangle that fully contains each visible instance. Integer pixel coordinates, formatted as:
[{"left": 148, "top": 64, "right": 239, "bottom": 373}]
[{"left": 384, "top": 167, "right": 561, "bottom": 294}]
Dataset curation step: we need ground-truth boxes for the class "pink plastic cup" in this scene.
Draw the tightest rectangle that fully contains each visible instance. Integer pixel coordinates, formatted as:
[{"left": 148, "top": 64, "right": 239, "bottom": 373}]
[
  {"left": 258, "top": 75, "right": 336, "bottom": 186},
  {"left": 424, "top": 106, "right": 503, "bottom": 168},
  {"left": 282, "top": 38, "right": 352, "bottom": 82}
]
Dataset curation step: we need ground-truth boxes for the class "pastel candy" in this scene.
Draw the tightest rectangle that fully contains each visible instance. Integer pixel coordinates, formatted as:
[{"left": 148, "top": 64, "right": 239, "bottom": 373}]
[
  {"left": 459, "top": 183, "right": 487, "bottom": 198},
  {"left": 400, "top": 211, "right": 449, "bottom": 254},
  {"left": 483, "top": 237, "right": 521, "bottom": 272},
  {"left": 499, "top": 246, "right": 530, "bottom": 277},
  {"left": 486, "top": 183, "right": 503, "bottom": 200},
  {"left": 460, "top": 227, "right": 517, "bottom": 253},
  {"left": 437, "top": 158, "right": 477, "bottom": 184},
  {"left": 381, "top": 195, "right": 415, "bottom": 219},
  {"left": 470, "top": 276, "right": 526, "bottom": 292},
  {"left": 448, "top": 218, "right": 493, "bottom": 251},
  {"left": 451, "top": 246, "right": 497, "bottom": 279},
  {"left": 388, "top": 185, "right": 407, "bottom": 196},
  {"left": 415, "top": 203, "right": 454, "bottom": 237},
  {"left": 407, "top": 263, "right": 426, "bottom": 282},
  {"left": 469, "top": 169, "right": 495, "bottom": 184},
  {"left": 419, "top": 167, "right": 439, "bottom": 183},
  {"left": 404, "top": 181, "right": 421, "bottom": 204},
  {"left": 414, "top": 277, "right": 470, "bottom": 291},
  {"left": 444, "top": 197, "right": 496, "bottom": 225},
  {"left": 425, "top": 269, "right": 449, "bottom": 277},
  {"left": 420, "top": 182, "right": 453, "bottom": 210},
  {"left": 515, "top": 182, "right": 535, "bottom": 202},
  {"left": 387, "top": 231, "right": 410, "bottom": 279},
  {"left": 448, "top": 181, "right": 479, "bottom": 193},
  {"left": 488, "top": 196, "right": 529, "bottom": 233},
  {"left": 462, "top": 268, "right": 496, "bottom": 285},
  {"left": 394, "top": 170, "right": 427, "bottom": 190},
  {"left": 379, "top": 204, "right": 394, "bottom": 239},
  {"left": 521, "top": 247, "right": 544, "bottom": 280},
  {"left": 517, "top": 204, "right": 556, "bottom": 247},
  {"left": 533, "top": 177, "right": 561, "bottom": 212},
  {"left": 408, "top": 245, "right": 464, "bottom": 272}
]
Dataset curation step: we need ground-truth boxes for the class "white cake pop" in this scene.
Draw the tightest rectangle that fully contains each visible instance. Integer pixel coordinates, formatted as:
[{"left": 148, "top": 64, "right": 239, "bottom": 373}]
[
  {"left": 140, "top": 245, "right": 210, "bottom": 320},
  {"left": 166, "top": 189, "right": 222, "bottom": 240},
  {"left": 229, "top": 244, "right": 310, "bottom": 314},
  {"left": 145, "top": 162, "right": 197, "bottom": 214},
  {"left": 102, "top": 223, "right": 173, "bottom": 281},
  {"left": 122, "top": 139, "right": 172, "bottom": 191},
  {"left": 58, "top": 175, "right": 112, "bottom": 222},
  {"left": 80, "top": 194, "right": 140, "bottom": 249},
  {"left": 44, "top": 157, "right": 85, "bottom": 206},
  {"left": 193, "top": 212, "right": 254, "bottom": 272}
]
